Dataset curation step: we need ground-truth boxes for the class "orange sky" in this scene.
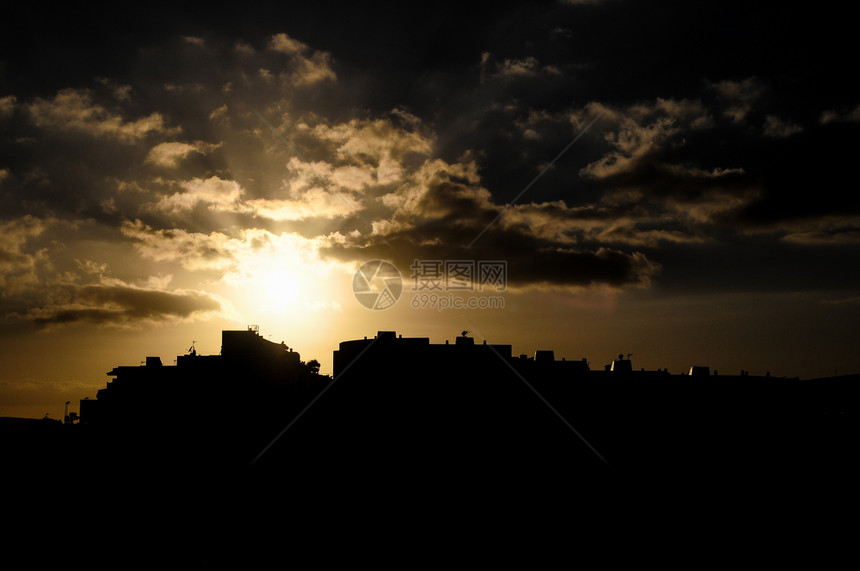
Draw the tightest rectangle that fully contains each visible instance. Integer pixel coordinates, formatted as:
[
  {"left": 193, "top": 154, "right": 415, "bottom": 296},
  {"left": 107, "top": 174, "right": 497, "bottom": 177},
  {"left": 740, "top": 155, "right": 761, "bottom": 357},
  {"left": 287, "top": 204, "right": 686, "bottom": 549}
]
[{"left": 3, "top": 283, "right": 858, "bottom": 421}]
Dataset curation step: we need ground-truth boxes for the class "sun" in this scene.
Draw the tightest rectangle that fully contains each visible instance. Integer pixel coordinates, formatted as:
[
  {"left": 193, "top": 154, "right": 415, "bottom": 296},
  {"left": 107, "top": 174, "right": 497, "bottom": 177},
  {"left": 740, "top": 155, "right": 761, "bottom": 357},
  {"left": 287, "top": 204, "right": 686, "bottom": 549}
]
[
  {"left": 259, "top": 268, "right": 301, "bottom": 310},
  {"left": 220, "top": 233, "right": 348, "bottom": 317}
]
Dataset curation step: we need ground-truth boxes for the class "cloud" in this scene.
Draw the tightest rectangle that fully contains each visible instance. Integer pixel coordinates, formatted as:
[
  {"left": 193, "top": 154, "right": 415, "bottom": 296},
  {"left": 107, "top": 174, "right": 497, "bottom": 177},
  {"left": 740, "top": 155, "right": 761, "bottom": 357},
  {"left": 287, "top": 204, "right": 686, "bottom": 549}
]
[
  {"left": 777, "top": 215, "right": 860, "bottom": 245},
  {"left": 0, "top": 220, "right": 227, "bottom": 329},
  {"left": 561, "top": 98, "right": 763, "bottom": 241},
  {"left": 26, "top": 280, "right": 224, "bottom": 328},
  {"left": 581, "top": 115, "right": 681, "bottom": 180},
  {"left": 154, "top": 176, "right": 246, "bottom": 213},
  {"left": 0, "top": 216, "right": 45, "bottom": 263},
  {"left": 246, "top": 191, "right": 356, "bottom": 222},
  {"left": 1, "top": 24, "right": 855, "bottom": 313},
  {"left": 666, "top": 187, "right": 758, "bottom": 224},
  {"left": 707, "top": 77, "right": 765, "bottom": 123},
  {"left": 27, "top": 88, "right": 174, "bottom": 142},
  {"left": 819, "top": 103, "right": 860, "bottom": 125},
  {"left": 292, "top": 55, "right": 338, "bottom": 86},
  {"left": 0, "top": 216, "right": 48, "bottom": 294},
  {"left": 95, "top": 77, "right": 134, "bottom": 102},
  {"left": 318, "top": 155, "right": 661, "bottom": 291},
  {"left": 145, "top": 141, "right": 219, "bottom": 168},
  {"left": 379, "top": 157, "right": 490, "bottom": 220},
  {"left": 120, "top": 220, "right": 341, "bottom": 282},
  {"left": 763, "top": 115, "right": 803, "bottom": 138},
  {"left": 782, "top": 230, "right": 860, "bottom": 245},
  {"left": 182, "top": 35, "right": 206, "bottom": 47},
  {"left": 266, "top": 32, "right": 336, "bottom": 86},
  {"left": 328, "top": 92, "right": 776, "bottom": 265},
  {"left": 0, "top": 95, "right": 16, "bottom": 118},
  {"left": 121, "top": 220, "right": 237, "bottom": 272},
  {"left": 231, "top": 113, "right": 435, "bottom": 221},
  {"left": 576, "top": 98, "right": 714, "bottom": 181},
  {"left": 498, "top": 57, "right": 546, "bottom": 77},
  {"left": 303, "top": 114, "right": 433, "bottom": 165},
  {"left": 656, "top": 165, "right": 745, "bottom": 179},
  {"left": 268, "top": 33, "right": 309, "bottom": 56},
  {"left": 281, "top": 157, "right": 376, "bottom": 194},
  {"left": 500, "top": 200, "right": 707, "bottom": 248},
  {"left": 480, "top": 53, "right": 563, "bottom": 81},
  {"left": 323, "top": 234, "right": 660, "bottom": 292}
]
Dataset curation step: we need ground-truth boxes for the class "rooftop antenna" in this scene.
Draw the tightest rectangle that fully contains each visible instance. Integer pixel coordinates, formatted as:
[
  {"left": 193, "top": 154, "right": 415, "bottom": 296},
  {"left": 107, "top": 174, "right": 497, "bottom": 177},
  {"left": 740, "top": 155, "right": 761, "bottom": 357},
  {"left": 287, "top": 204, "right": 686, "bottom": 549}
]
[
  {"left": 627, "top": 353, "right": 633, "bottom": 360},
  {"left": 462, "top": 330, "right": 469, "bottom": 337}
]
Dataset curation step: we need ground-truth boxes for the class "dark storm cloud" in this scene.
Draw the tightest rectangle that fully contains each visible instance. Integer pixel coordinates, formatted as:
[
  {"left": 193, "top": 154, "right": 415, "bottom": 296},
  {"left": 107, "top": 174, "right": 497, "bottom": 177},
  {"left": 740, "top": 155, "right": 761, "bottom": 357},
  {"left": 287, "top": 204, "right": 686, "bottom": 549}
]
[
  {"left": 0, "top": 85, "right": 176, "bottom": 223},
  {"left": 324, "top": 234, "right": 659, "bottom": 291},
  {"left": 319, "top": 158, "right": 661, "bottom": 289},
  {"left": 26, "top": 283, "right": 223, "bottom": 328}
]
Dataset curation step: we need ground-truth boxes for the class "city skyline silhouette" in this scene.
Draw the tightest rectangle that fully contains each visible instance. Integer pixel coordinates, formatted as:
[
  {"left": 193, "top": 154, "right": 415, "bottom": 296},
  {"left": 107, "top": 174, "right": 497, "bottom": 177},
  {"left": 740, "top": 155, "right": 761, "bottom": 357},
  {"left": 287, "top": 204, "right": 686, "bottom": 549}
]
[
  {"left": 6, "top": 323, "right": 856, "bottom": 476},
  {"left": 4, "top": 321, "right": 858, "bottom": 566}
]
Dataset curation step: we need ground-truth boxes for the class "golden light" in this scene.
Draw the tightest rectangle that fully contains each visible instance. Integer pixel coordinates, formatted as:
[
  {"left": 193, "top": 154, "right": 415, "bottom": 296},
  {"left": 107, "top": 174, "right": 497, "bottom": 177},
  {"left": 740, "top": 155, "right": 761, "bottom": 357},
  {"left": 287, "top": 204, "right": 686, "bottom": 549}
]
[
  {"left": 259, "top": 268, "right": 301, "bottom": 309},
  {"left": 217, "top": 230, "right": 350, "bottom": 318},
  {"left": 235, "top": 260, "right": 306, "bottom": 313}
]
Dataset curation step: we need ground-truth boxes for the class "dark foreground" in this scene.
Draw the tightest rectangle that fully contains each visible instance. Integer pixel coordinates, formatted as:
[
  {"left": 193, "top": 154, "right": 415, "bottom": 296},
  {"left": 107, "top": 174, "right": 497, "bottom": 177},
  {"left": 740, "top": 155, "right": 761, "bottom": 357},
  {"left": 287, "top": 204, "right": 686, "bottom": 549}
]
[{"left": 3, "top": 369, "right": 859, "bottom": 566}]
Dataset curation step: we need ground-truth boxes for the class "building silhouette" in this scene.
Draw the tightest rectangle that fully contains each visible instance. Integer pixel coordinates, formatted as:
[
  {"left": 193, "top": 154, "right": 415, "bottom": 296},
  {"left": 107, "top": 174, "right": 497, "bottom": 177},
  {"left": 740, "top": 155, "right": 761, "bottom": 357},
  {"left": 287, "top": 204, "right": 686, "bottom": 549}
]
[
  {"left": 272, "top": 329, "right": 858, "bottom": 478},
  {"left": 4, "top": 324, "right": 859, "bottom": 567},
  {"left": 76, "top": 326, "right": 329, "bottom": 470},
  {"left": 6, "top": 325, "right": 844, "bottom": 482}
]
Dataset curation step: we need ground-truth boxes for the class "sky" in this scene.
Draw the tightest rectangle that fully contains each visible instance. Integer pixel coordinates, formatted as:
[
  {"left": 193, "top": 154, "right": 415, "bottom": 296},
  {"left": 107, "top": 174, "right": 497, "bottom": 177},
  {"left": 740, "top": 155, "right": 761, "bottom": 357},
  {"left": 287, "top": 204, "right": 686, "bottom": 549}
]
[{"left": 1, "top": 0, "right": 859, "bottom": 420}]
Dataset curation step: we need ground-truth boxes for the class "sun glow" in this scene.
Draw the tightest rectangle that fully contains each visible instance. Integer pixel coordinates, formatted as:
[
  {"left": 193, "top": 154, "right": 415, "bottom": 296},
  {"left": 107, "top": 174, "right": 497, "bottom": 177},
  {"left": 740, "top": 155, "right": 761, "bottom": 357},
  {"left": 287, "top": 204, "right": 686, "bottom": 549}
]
[
  {"left": 260, "top": 268, "right": 301, "bottom": 309},
  {"left": 217, "top": 231, "right": 350, "bottom": 318},
  {"left": 233, "top": 259, "right": 308, "bottom": 314}
]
